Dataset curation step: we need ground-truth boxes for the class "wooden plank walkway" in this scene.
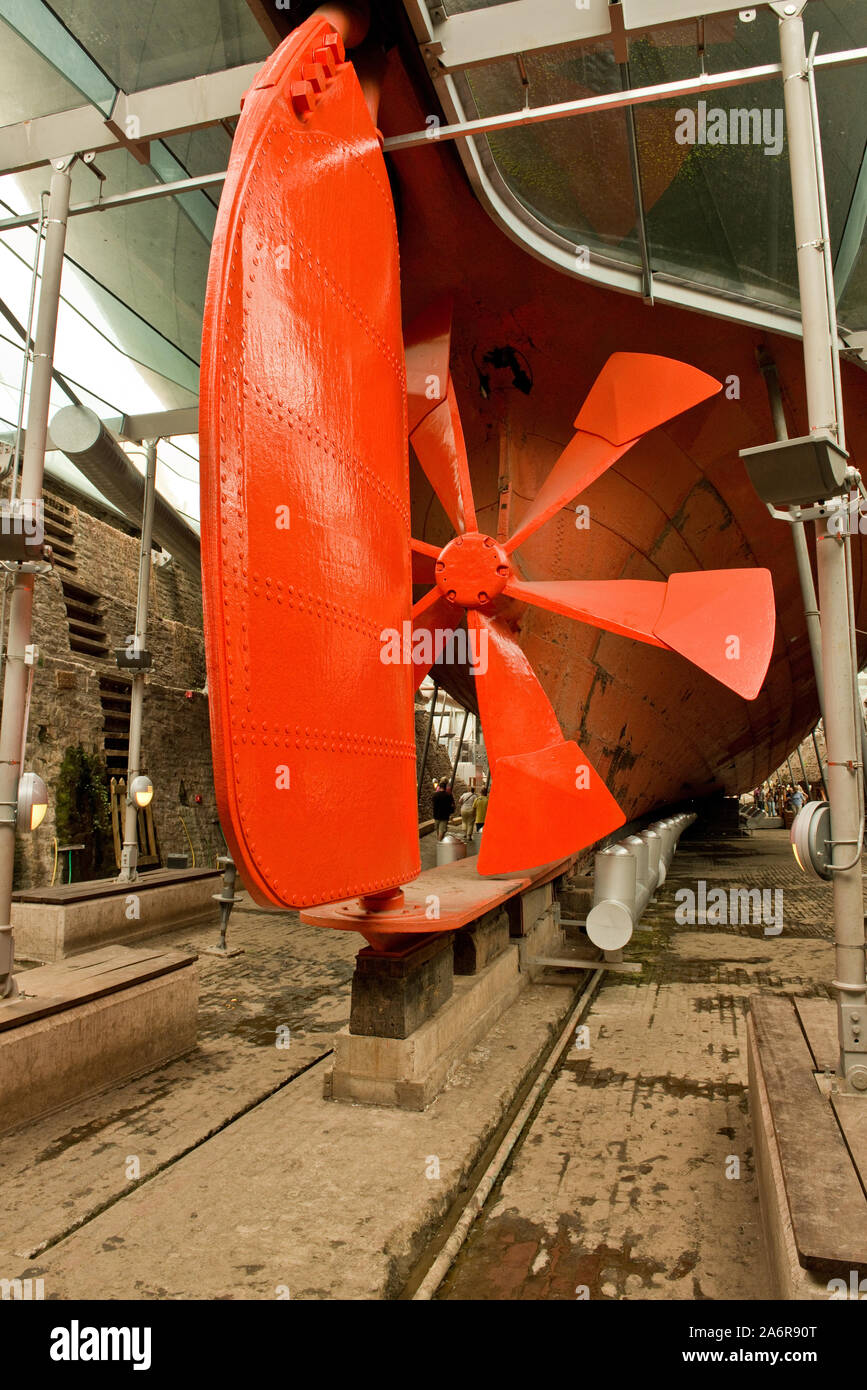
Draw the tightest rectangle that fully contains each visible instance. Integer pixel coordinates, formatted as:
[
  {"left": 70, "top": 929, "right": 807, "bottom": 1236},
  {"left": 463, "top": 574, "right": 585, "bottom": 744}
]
[{"left": 752, "top": 994, "right": 867, "bottom": 1273}]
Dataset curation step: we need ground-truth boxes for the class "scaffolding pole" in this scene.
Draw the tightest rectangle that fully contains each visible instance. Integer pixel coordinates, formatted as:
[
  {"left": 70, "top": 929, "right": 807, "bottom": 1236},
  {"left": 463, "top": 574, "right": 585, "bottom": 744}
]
[
  {"left": 117, "top": 437, "right": 158, "bottom": 883},
  {"left": 0, "top": 161, "right": 71, "bottom": 999},
  {"left": 776, "top": 3, "right": 867, "bottom": 1090},
  {"left": 417, "top": 682, "right": 438, "bottom": 800}
]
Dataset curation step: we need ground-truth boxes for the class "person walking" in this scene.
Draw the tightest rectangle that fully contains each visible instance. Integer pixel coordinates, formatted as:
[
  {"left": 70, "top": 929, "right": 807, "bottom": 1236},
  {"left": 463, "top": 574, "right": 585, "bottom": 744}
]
[
  {"left": 432, "top": 779, "right": 455, "bottom": 840},
  {"left": 459, "top": 787, "right": 477, "bottom": 843},
  {"left": 474, "top": 786, "right": 488, "bottom": 834}
]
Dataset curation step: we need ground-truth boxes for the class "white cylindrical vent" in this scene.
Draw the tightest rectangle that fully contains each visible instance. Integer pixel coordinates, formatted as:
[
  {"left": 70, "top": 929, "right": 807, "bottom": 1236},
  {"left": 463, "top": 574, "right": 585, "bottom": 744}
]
[
  {"left": 587, "top": 846, "right": 636, "bottom": 951},
  {"left": 623, "top": 834, "right": 649, "bottom": 889},
  {"left": 639, "top": 829, "right": 661, "bottom": 887},
  {"left": 586, "top": 898, "right": 633, "bottom": 951},
  {"left": 592, "top": 844, "right": 637, "bottom": 911}
]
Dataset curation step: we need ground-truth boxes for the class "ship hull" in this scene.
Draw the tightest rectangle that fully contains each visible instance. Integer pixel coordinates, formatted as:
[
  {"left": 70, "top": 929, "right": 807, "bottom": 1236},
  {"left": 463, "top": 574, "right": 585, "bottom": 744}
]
[{"left": 381, "top": 54, "right": 867, "bottom": 816}]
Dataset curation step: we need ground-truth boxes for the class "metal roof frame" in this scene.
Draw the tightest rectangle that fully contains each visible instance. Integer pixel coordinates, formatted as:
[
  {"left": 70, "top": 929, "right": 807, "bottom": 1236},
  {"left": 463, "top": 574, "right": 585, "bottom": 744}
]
[{"left": 401, "top": 0, "right": 867, "bottom": 342}]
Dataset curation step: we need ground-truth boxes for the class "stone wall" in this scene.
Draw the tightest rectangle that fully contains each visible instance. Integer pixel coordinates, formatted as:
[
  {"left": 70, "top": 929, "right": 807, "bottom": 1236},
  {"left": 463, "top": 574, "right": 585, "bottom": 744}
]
[{"left": 12, "top": 483, "right": 221, "bottom": 889}]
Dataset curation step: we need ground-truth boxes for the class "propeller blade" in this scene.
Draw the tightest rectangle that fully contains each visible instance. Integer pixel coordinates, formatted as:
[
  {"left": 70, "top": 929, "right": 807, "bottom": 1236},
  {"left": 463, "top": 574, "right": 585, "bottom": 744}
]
[
  {"left": 410, "top": 379, "right": 477, "bottom": 535},
  {"left": 477, "top": 742, "right": 625, "bottom": 875},
  {"left": 506, "top": 570, "right": 775, "bottom": 699},
  {"left": 575, "top": 351, "right": 721, "bottom": 446},
  {"left": 410, "top": 590, "right": 464, "bottom": 690},
  {"left": 505, "top": 432, "right": 632, "bottom": 556},
  {"left": 467, "top": 610, "right": 562, "bottom": 761},
  {"left": 653, "top": 569, "right": 775, "bottom": 700},
  {"left": 405, "top": 296, "right": 477, "bottom": 534},
  {"left": 467, "top": 611, "right": 624, "bottom": 873},
  {"left": 506, "top": 352, "right": 721, "bottom": 554},
  {"left": 405, "top": 294, "right": 453, "bottom": 434},
  {"left": 504, "top": 578, "right": 668, "bottom": 647},
  {"left": 411, "top": 537, "right": 439, "bottom": 588}
]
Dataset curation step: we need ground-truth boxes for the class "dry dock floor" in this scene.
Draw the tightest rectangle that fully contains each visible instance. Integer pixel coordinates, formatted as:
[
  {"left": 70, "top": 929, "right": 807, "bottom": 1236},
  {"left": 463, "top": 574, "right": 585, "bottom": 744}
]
[
  {"left": 440, "top": 829, "right": 847, "bottom": 1300},
  {"left": 1, "top": 827, "right": 850, "bottom": 1300}
]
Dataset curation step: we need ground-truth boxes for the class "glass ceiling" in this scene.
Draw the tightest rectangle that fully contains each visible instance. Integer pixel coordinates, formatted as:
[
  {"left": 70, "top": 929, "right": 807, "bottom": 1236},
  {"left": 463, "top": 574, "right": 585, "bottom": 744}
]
[
  {"left": 0, "top": 0, "right": 270, "bottom": 525},
  {"left": 454, "top": 0, "right": 866, "bottom": 330},
  {"left": 0, "top": 0, "right": 864, "bottom": 528}
]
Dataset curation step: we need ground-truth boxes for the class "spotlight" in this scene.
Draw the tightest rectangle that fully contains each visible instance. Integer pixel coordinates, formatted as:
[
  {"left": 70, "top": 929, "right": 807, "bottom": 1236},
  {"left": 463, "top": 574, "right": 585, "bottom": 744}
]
[
  {"left": 18, "top": 772, "right": 48, "bottom": 830},
  {"left": 130, "top": 774, "right": 154, "bottom": 808}
]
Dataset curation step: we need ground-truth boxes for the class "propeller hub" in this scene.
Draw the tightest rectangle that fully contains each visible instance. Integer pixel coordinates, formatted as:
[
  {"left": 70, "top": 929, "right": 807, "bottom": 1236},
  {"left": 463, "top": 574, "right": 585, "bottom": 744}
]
[{"left": 435, "top": 531, "right": 510, "bottom": 609}]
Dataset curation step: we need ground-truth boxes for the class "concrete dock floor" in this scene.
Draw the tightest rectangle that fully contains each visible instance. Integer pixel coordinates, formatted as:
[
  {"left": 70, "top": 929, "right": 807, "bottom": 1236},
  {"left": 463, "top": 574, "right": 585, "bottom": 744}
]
[
  {"left": 439, "top": 829, "right": 847, "bottom": 1300},
  {"left": 1, "top": 827, "right": 849, "bottom": 1300}
]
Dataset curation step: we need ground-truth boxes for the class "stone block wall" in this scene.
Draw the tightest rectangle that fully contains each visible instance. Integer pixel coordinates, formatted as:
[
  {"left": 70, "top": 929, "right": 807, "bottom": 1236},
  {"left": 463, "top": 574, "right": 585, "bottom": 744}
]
[{"left": 12, "top": 483, "right": 221, "bottom": 888}]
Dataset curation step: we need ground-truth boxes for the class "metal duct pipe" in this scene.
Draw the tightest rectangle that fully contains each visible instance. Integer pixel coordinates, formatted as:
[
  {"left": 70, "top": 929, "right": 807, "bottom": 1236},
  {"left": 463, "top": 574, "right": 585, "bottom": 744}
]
[
  {"left": 638, "top": 828, "right": 662, "bottom": 891},
  {"left": 622, "top": 833, "right": 652, "bottom": 916},
  {"left": 586, "top": 845, "right": 636, "bottom": 953},
  {"left": 585, "top": 813, "right": 696, "bottom": 956},
  {"left": 49, "top": 405, "right": 201, "bottom": 577}
]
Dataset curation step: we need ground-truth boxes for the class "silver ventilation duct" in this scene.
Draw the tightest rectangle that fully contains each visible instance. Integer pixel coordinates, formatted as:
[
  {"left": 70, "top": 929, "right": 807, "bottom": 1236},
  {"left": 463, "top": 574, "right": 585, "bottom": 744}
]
[{"left": 49, "top": 404, "right": 201, "bottom": 577}]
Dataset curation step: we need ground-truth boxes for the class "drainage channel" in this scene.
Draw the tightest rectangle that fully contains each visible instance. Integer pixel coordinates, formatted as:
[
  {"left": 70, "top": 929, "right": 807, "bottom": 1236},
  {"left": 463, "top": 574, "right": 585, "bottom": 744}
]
[{"left": 400, "top": 967, "right": 605, "bottom": 1299}]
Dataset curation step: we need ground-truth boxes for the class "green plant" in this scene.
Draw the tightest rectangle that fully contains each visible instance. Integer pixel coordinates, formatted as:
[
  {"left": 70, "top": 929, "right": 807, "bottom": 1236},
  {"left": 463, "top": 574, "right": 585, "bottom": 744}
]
[{"left": 54, "top": 745, "right": 113, "bottom": 881}]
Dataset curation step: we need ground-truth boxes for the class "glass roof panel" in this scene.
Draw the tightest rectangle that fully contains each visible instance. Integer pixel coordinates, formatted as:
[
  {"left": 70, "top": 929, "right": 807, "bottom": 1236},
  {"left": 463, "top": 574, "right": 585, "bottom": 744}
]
[
  {"left": 1, "top": 151, "right": 209, "bottom": 373},
  {"left": 839, "top": 237, "right": 867, "bottom": 329},
  {"left": 465, "top": 41, "right": 643, "bottom": 263},
  {"left": 455, "top": 2, "right": 866, "bottom": 327},
  {"left": 45, "top": 0, "right": 271, "bottom": 93},
  {"left": 0, "top": 20, "right": 88, "bottom": 126}
]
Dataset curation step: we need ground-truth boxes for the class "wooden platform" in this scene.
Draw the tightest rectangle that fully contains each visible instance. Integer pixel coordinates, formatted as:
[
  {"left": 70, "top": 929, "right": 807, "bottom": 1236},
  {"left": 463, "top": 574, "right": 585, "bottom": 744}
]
[
  {"left": 1, "top": 945, "right": 198, "bottom": 1135},
  {"left": 749, "top": 994, "right": 867, "bottom": 1291},
  {"left": 13, "top": 866, "right": 220, "bottom": 904}
]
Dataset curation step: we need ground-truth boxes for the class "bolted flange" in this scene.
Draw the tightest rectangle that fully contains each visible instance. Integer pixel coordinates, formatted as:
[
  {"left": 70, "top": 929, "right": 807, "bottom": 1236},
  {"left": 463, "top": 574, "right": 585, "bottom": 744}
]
[{"left": 435, "top": 531, "right": 510, "bottom": 609}]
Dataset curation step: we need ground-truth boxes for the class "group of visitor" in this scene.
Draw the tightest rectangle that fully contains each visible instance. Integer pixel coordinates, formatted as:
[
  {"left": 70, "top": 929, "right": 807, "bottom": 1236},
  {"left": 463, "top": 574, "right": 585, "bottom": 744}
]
[
  {"left": 752, "top": 781, "right": 818, "bottom": 816},
  {"left": 431, "top": 779, "right": 489, "bottom": 843}
]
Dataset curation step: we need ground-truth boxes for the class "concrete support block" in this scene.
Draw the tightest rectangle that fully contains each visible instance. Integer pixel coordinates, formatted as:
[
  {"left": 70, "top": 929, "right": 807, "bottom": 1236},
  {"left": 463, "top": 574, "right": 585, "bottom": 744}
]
[
  {"left": 454, "top": 908, "right": 509, "bottom": 975},
  {"left": 349, "top": 933, "right": 454, "bottom": 1040},
  {"left": 515, "top": 882, "right": 553, "bottom": 937},
  {"left": 329, "top": 946, "right": 523, "bottom": 1110},
  {"left": 557, "top": 875, "right": 594, "bottom": 921}
]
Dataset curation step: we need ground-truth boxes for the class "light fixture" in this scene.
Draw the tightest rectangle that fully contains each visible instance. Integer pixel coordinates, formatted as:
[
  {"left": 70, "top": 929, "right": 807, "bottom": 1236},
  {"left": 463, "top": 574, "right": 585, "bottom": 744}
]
[
  {"left": 791, "top": 800, "right": 832, "bottom": 880},
  {"left": 18, "top": 771, "right": 48, "bottom": 830},
  {"left": 740, "top": 431, "right": 849, "bottom": 508},
  {"left": 130, "top": 774, "right": 154, "bottom": 808}
]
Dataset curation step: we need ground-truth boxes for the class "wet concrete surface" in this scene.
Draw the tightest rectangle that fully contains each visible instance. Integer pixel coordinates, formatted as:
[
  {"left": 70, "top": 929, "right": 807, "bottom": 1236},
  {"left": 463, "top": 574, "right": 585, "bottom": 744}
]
[
  {"left": 437, "top": 829, "right": 852, "bottom": 1300},
  {"left": 1, "top": 826, "right": 847, "bottom": 1299}
]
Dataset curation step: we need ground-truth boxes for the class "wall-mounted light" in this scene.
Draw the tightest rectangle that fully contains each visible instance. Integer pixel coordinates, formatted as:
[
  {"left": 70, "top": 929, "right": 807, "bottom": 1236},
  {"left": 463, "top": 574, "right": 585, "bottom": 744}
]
[
  {"left": 740, "top": 431, "right": 849, "bottom": 508},
  {"left": 130, "top": 774, "right": 154, "bottom": 808},
  {"left": 18, "top": 772, "right": 48, "bottom": 830},
  {"left": 791, "top": 800, "right": 832, "bottom": 880}
]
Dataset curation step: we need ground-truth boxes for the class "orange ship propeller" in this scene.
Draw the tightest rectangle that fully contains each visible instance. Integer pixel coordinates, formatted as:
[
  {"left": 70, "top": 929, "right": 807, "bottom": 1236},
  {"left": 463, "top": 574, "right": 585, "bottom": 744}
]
[{"left": 406, "top": 303, "right": 776, "bottom": 874}]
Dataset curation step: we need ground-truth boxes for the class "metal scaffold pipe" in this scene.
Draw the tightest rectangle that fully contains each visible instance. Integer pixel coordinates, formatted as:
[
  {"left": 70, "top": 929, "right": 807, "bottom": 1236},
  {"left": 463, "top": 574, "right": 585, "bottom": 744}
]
[
  {"left": 417, "top": 681, "right": 438, "bottom": 800},
  {"left": 776, "top": 2, "right": 867, "bottom": 1089},
  {"left": 117, "top": 438, "right": 158, "bottom": 884},
  {"left": 0, "top": 161, "right": 71, "bottom": 1000}
]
